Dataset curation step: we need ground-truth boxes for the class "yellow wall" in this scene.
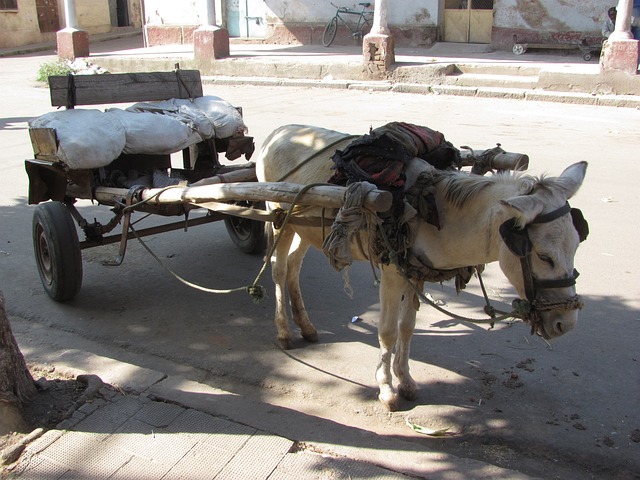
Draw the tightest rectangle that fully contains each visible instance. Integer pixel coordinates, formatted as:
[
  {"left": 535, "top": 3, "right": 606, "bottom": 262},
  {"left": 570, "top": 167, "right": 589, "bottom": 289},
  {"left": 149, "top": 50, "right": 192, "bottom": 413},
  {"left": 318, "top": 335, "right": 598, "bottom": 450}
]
[{"left": 0, "top": 0, "right": 142, "bottom": 49}]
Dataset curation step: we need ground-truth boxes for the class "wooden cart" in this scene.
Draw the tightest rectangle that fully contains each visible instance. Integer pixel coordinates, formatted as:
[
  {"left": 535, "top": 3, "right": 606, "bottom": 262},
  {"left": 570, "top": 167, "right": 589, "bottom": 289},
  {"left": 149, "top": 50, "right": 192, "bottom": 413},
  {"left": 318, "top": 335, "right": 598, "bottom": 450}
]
[{"left": 512, "top": 35, "right": 601, "bottom": 61}]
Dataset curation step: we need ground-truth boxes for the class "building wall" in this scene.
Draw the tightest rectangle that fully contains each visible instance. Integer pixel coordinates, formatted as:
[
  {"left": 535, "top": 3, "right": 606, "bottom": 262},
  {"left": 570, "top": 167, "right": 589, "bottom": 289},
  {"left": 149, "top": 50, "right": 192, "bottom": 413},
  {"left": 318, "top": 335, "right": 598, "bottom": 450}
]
[
  {"left": 140, "top": 0, "right": 610, "bottom": 49},
  {"left": 0, "top": 0, "right": 47, "bottom": 47},
  {"left": 0, "top": 0, "right": 142, "bottom": 49},
  {"left": 492, "top": 0, "right": 606, "bottom": 49},
  {"left": 262, "top": 0, "right": 439, "bottom": 47},
  {"left": 143, "top": 0, "right": 212, "bottom": 45}
]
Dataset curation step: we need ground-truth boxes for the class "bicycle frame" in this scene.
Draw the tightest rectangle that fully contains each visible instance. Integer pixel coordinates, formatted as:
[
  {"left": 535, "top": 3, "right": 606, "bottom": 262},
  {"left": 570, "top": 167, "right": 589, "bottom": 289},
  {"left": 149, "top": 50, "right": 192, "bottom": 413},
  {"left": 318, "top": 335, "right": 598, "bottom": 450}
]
[
  {"left": 335, "top": 5, "right": 371, "bottom": 36},
  {"left": 323, "top": 2, "right": 373, "bottom": 47}
]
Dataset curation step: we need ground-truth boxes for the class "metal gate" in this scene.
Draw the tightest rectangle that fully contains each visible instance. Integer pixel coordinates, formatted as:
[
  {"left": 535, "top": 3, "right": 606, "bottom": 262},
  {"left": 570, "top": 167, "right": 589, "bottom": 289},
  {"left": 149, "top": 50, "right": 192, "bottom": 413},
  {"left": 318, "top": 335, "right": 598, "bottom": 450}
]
[
  {"left": 225, "top": 0, "right": 266, "bottom": 38},
  {"left": 443, "top": 0, "right": 493, "bottom": 43}
]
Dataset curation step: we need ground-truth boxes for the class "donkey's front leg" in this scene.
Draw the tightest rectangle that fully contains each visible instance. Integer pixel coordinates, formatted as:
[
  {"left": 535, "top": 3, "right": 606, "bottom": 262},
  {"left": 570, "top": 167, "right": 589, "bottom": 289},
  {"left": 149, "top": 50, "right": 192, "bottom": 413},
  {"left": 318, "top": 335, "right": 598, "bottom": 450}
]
[
  {"left": 393, "top": 280, "right": 421, "bottom": 402},
  {"left": 376, "top": 266, "right": 416, "bottom": 410}
]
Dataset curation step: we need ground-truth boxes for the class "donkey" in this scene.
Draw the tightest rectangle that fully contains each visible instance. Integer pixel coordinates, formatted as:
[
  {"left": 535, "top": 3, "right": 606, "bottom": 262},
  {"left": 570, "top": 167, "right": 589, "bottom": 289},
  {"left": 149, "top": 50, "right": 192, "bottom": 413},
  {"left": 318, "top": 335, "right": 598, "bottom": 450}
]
[{"left": 255, "top": 124, "right": 588, "bottom": 411}]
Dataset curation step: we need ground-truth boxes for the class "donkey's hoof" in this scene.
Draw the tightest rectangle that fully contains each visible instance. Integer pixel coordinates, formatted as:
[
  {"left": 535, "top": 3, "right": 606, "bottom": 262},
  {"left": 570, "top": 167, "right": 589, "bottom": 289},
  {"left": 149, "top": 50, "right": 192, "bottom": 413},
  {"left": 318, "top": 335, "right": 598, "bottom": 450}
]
[
  {"left": 398, "top": 383, "right": 418, "bottom": 401},
  {"left": 302, "top": 330, "right": 319, "bottom": 343},
  {"left": 379, "top": 391, "right": 399, "bottom": 412},
  {"left": 278, "top": 337, "right": 293, "bottom": 350}
]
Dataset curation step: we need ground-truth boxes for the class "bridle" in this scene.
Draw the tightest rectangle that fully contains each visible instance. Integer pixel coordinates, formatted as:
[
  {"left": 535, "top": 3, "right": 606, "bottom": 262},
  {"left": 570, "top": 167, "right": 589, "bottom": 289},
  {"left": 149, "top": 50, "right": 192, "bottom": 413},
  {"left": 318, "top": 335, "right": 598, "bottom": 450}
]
[{"left": 500, "top": 202, "right": 589, "bottom": 334}]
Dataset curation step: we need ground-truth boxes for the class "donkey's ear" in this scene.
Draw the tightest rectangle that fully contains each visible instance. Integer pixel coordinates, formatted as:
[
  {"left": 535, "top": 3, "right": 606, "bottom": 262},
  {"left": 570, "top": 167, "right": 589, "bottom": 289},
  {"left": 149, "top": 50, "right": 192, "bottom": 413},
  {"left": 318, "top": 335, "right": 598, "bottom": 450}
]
[
  {"left": 500, "top": 196, "right": 544, "bottom": 227},
  {"left": 555, "top": 161, "right": 588, "bottom": 199}
]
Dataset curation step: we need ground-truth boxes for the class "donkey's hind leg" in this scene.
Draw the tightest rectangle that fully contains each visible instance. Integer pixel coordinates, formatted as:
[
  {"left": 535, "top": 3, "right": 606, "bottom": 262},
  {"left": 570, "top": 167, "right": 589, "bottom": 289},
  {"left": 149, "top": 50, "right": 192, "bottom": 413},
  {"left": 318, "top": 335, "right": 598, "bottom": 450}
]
[
  {"left": 271, "top": 226, "right": 296, "bottom": 349},
  {"left": 285, "top": 235, "right": 318, "bottom": 344}
]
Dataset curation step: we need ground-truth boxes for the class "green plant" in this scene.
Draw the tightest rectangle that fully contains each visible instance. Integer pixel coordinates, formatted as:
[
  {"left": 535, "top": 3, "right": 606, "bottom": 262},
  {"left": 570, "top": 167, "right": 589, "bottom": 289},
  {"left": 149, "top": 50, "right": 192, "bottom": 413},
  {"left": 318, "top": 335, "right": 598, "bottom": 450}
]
[{"left": 36, "top": 60, "right": 76, "bottom": 83}]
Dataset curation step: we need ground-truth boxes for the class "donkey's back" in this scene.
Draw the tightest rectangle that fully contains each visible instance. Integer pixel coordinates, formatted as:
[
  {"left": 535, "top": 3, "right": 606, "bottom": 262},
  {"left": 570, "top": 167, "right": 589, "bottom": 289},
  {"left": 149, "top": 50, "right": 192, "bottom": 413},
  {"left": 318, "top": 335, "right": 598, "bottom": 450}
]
[{"left": 256, "top": 124, "right": 355, "bottom": 185}]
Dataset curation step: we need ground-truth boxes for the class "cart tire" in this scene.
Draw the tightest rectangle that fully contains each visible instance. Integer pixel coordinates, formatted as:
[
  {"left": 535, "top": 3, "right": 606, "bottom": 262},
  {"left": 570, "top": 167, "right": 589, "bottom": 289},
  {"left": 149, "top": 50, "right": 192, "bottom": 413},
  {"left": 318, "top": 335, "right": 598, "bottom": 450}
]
[
  {"left": 583, "top": 52, "right": 592, "bottom": 61},
  {"left": 224, "top": 202, "right": 267, "bottom": 255},
  {"left": 322, "top": 17, "right": 338, "bottom": 47},
  {"left": 32, "top": 202, "right": 82, "bottom": 302},
  {"left": 512, "top": 44, "right": 525, "bottom": 55}
]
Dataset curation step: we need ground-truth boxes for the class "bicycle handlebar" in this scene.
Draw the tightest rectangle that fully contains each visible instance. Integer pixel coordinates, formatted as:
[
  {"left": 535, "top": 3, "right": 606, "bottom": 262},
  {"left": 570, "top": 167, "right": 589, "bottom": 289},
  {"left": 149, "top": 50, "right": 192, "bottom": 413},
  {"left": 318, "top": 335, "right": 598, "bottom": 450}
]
[{"left": 331, "top": 2, "right": 373, "bottom": 13}]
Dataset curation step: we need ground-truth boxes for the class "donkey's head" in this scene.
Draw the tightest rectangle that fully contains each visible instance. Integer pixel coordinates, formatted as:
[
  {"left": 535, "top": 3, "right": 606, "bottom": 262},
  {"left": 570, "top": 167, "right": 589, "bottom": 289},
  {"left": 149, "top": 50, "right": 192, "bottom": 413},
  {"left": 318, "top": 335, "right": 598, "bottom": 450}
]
[{"left": 498, "top": 162, "right": 588, "bottom": 339}]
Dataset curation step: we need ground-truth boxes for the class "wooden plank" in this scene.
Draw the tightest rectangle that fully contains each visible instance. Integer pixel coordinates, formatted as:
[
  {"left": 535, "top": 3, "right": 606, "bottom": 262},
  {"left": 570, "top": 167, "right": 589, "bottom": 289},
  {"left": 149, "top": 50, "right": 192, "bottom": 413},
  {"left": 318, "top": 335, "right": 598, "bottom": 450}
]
[
  {"left": 29, "top": 128, "right": 63, "bottom": 162},
  {"left": 93, "top": 182, "right": 393, "bottom": 213},
  {"left": 48, "top": 70, "right": 203, "bottom": 107}
]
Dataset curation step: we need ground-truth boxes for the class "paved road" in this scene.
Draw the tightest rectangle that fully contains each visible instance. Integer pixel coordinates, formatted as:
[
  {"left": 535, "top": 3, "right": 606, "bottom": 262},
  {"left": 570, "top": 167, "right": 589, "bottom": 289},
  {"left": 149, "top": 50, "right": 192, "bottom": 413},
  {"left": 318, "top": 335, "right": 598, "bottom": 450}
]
[{"left": 1, "top": 49, "right": 640, "bottom": 479}]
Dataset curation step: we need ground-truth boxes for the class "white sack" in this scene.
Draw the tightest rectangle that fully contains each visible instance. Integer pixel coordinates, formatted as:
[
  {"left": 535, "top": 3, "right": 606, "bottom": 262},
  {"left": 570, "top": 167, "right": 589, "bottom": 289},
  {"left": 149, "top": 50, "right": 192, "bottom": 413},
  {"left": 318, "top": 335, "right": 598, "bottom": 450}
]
[
  {"left": 192, "top": 96, "right": 247, "bottom": 138},
  {"left": 106, "top": 108, "right": 202, "bottom": 155},
  {"left": 126, "top": 99, "right": 214, "bottom": 139},
  {"left": 127, "top": 96, "right": 247, "bottom": 140},
  {"left": 29, "top": 109, "right": 126, "bottom": 169}
]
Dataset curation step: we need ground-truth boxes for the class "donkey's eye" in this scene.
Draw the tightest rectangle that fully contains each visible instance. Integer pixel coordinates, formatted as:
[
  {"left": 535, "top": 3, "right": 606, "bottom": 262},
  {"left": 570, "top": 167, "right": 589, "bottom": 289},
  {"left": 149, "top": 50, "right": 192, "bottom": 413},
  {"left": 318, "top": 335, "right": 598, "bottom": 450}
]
[{"left": 537, "top": 253, "right": 555, "bottom": 267}]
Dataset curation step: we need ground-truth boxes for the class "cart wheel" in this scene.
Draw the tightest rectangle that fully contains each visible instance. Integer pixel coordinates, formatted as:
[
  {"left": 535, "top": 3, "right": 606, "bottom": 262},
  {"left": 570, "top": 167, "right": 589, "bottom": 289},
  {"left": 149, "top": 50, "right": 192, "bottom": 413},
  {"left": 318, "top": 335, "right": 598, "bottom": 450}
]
[
  {"left": 224, "top": 201, "right": 267, "bottom": 255},
  {"left": 583, "top": 52, "right": 592, "bottom": 61},
  {"left": 32, "top": 202, "right": 82, "bottom": 302},
  {"left": 513, "top": 44, "right": 525, "bottom": 55}
]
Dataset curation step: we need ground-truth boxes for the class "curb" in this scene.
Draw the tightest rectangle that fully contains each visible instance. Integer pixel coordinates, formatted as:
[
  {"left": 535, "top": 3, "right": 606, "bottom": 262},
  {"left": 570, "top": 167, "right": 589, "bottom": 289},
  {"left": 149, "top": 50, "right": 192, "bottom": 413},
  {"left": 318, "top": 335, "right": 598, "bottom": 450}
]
[{"left": 202, "top": 76, "right": 640, "bottom": 109}]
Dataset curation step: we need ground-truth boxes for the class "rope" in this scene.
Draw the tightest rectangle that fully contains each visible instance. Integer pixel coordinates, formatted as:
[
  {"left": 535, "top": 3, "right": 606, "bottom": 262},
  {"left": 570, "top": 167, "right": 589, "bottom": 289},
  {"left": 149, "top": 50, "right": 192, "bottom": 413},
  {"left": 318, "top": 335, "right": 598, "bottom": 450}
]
[
  {"left": 128, "top": 223, "right": 261, "bottom": 298},
  {"left": 247, "top": 182, "right": 338, "bottom": 301},
  {"left": 119, "top": 181, "right": 336, "bottom": 302}
]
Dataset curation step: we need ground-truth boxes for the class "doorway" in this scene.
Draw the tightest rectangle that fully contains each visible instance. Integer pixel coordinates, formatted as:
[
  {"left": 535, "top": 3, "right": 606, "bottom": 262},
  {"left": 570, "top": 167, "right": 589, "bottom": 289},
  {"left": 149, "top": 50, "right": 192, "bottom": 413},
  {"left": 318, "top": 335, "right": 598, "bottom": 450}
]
[
  {"left": 35, "top": 0, "right": 60, "bottom": 33},
  {"left": 109, "top": 0, "right": 130, "bottom": 27},
  {"left": 443, "top": 0, "right": 493, "bottom": 43},
  {"left": 226, "top": 0, "right": 266, "bottom": 38}
]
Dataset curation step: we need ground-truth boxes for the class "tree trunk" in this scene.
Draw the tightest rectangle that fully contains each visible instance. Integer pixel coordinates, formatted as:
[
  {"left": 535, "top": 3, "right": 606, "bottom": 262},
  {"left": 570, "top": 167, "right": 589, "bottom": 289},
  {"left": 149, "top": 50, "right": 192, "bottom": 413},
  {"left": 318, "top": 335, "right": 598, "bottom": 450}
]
[{"left": 0, "top": 292, "right": 37, "bottom": 434}]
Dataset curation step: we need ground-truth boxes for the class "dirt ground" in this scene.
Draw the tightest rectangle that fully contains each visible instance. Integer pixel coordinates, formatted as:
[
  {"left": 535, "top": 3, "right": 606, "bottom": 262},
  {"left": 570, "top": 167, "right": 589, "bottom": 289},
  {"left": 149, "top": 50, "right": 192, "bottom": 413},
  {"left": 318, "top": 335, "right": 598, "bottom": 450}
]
[{"left": 0, "top": 363, "right": 88, "bottom": 477}]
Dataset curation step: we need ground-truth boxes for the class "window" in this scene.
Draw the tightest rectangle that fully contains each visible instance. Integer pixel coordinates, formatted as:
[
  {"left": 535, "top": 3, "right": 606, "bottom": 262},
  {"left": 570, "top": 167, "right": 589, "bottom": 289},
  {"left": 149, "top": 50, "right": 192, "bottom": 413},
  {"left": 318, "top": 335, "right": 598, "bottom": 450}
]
[{"left": 0, "top": 0, "right": 18, "bottom": 10}]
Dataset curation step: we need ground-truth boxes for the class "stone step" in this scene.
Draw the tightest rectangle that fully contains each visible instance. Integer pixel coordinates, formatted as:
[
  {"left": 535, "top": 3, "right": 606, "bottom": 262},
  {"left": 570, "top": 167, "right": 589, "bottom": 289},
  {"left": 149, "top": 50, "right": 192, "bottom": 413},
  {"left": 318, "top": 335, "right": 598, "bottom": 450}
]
[
  {"left": 447, "top": 73, "right": 539, "bottom": 89},
  {"left": 454, "top": 63, "right": 542, "bottom": 77}
]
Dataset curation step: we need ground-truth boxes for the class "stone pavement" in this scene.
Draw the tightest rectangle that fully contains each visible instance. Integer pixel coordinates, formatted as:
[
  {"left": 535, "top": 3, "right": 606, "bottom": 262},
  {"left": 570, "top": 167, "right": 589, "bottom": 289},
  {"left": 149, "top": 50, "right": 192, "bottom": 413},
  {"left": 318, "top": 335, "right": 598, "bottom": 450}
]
[
  {"left": 4, "top": 333, "right": 541, "bottom": 480},
  {"left": 10, "top": 388, "right": 405, "bottom": 479}
]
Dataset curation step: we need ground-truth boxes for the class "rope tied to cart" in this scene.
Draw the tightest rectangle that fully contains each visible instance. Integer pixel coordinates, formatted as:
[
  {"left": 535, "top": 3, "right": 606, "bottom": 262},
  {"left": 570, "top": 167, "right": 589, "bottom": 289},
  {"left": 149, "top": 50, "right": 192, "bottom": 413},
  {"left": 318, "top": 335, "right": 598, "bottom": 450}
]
[{"left": 118, "top": 181, "right": 341, "bottom": 303}]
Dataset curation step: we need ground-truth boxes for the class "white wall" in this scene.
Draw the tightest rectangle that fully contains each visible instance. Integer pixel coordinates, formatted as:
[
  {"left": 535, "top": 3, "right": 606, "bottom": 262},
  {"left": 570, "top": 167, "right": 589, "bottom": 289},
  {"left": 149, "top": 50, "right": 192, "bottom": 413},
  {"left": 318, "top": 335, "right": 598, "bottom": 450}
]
[
  {"left": 494, "top": 0, "right": 604, "bottom": 33},
  {"left": 264, "top": 0, "right": 439, "bottom": 26},
  {"left": 144, "top": 0, "right": 204, "bottom": 25}
]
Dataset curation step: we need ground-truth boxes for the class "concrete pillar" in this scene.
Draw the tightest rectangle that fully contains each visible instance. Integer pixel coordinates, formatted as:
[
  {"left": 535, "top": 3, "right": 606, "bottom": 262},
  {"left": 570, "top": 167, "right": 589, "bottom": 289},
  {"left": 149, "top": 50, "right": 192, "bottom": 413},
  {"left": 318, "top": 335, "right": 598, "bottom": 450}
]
[
  {"left": 56, "top": 0, "right": 89, "bottom": 61},
  {"left": 194, "top": 0, "right": 230, "bottom": 67},
  {"left": 363, "top": 0, "right": 395, "bottom": 73},
  {"left": 611, "top": 0, "right": 633, "bottom": 40},
  {"left": 600, "top": 0, "right": 639, "bottom": 74}
]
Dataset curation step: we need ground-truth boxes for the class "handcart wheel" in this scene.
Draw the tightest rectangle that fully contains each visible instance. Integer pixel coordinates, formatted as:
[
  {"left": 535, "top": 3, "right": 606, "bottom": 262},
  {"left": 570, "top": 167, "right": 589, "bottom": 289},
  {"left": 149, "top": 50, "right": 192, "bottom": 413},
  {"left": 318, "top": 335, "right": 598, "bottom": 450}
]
[
  {"left": 512, "top": 44, "right": 525, "bottom": 55},
  {"left": 583, "top": 52, "right": 592, "bottom": 61},
  {"left": 32, "top": 202, "right": 83, "bottom": 301},
  {"left": 224, "top": 201, "right": 267, "bottom": 255}
]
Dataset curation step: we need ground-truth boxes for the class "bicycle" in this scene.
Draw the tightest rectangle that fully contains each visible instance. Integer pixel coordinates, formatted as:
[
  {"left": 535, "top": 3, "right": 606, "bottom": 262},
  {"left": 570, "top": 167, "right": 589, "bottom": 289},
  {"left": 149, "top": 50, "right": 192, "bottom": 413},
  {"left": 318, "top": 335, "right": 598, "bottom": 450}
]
[{"left": 322, "top": 2, "right": 373, "bottom": 47}]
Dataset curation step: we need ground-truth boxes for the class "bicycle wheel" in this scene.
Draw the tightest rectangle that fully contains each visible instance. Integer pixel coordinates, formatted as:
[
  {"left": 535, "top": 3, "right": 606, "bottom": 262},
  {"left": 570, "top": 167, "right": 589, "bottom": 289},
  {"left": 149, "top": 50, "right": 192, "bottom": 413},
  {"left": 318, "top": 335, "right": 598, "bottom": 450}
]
[
  {"left": 361, "top": 16, "right": 372, "bottom": 37},
  {"left": 322, "top": 17, "right": 338, "bottom": 47}
]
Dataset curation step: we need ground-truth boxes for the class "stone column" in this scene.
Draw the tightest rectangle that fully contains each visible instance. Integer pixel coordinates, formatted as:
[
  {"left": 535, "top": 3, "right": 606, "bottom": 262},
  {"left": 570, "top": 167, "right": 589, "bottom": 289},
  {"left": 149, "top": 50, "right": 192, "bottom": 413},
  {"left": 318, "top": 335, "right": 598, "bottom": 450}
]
[
  {"left": 194, "top": 0, "right": 230, "bottom": 70},
  {"left": 363, "top": 0, "right": 395, "bottom": 73},
  {"left": 56, "top": 0, "right": 90, "bottom": 61},
  {"left": 600, "top": 0, "right": 639, "bottom": 74}
]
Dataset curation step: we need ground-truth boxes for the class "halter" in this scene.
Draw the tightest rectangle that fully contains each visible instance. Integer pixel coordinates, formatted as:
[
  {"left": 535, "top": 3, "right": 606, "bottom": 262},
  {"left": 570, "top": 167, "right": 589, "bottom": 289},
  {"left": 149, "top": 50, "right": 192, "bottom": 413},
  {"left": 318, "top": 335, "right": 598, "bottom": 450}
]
[{"left": 500, "top": 202, "right": 589, "bottom": 334}]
